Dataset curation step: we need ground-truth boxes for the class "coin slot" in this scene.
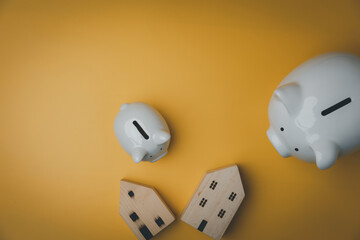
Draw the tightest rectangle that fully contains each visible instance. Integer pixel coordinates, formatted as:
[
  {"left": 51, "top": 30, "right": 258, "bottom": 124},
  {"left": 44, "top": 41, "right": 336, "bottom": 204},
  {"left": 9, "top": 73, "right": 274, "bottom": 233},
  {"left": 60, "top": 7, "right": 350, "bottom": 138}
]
[
  {"left": 321, "top": 97, "right": 351, "bottom": 116},
  {"left": 133, "top": 120, "right": 149, "bottom": 140}
]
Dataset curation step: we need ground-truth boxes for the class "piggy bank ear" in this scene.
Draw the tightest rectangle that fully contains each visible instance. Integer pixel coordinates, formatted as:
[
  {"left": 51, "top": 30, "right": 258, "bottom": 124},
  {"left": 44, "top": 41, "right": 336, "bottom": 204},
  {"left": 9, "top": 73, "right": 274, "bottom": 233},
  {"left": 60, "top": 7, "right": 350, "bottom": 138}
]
[
  {"left": 153, "top": 130, "right": 170, "bottom": 145},
  {"left": 311, "top": 140, "right": 339, "bottom": 170},
  {"left": 274, "top": 82, "right": 301, "bottom": 115},
  {"left": 120, "top": 103, "right": 129, "bottom": 111},
  {"left": 132, "top": 148, "right": 147, "bottom": 163}
]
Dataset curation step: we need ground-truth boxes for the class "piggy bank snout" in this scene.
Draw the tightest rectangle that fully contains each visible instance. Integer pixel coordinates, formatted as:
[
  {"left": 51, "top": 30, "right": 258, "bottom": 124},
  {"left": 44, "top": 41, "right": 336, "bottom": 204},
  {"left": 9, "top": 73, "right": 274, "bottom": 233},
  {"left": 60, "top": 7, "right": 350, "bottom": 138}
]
[{"left": 267, "top": 128, "right": 291, "bottom": 158}]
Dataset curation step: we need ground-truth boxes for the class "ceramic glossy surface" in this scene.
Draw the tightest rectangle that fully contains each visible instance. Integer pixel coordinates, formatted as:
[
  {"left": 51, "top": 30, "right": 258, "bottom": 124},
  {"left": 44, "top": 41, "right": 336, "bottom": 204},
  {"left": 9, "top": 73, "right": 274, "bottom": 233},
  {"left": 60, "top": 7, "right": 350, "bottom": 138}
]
[
  {"left": 114, "top": 102, "right": 171, "bottom": 163},
  {"left": 267, "top": 53, "right": 360, "bottom": 169}
]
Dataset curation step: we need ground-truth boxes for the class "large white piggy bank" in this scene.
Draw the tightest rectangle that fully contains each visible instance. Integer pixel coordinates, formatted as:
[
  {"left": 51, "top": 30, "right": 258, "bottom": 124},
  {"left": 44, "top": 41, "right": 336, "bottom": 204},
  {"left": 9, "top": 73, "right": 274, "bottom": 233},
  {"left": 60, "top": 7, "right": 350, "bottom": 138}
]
[
  {"left": 267, "top": 53, "right": 360, "bottom": 169},
  {"left": 114, "top": 102, "right": 171, "bottom": 163}
]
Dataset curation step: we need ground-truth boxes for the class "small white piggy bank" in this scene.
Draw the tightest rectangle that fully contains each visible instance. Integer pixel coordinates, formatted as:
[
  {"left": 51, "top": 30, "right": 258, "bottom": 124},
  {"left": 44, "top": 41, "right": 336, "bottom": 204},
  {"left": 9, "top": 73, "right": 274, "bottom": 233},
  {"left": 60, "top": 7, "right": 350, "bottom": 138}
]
[
  {"left": 267, "top": 53, "right": 360, "bottom": 169},
  {"left": 114, "top": 102, "right": 171, "bottom": 163}
]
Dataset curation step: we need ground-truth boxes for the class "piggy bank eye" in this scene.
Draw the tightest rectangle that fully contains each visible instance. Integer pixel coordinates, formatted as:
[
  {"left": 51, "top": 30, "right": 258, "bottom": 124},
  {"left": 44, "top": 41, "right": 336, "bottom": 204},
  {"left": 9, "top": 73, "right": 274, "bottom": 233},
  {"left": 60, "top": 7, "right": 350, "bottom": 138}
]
[
  {"left": 280, "top": 127, "right": 284, "bottom": 131},
  {"left": 295, "top": 148, "right": 299, "bottom": 151}
]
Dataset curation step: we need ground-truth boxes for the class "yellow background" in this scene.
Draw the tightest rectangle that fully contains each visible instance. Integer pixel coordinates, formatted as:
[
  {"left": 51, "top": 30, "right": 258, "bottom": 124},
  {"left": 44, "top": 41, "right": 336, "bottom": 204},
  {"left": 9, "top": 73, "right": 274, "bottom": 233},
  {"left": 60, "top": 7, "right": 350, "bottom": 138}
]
[{"left": 1, "top": 1, "right": 360, "bottom": 239}]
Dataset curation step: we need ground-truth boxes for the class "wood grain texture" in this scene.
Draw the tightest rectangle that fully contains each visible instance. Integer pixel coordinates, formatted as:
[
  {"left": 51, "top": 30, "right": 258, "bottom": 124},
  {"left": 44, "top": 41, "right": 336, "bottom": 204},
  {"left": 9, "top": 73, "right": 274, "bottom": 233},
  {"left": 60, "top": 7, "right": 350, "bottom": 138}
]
[
  {"left": 181, "top": 165, "right": 245, "bottom": 240},
  {"left": 120, "top": 180, "right": 175, "bottom": 240}
]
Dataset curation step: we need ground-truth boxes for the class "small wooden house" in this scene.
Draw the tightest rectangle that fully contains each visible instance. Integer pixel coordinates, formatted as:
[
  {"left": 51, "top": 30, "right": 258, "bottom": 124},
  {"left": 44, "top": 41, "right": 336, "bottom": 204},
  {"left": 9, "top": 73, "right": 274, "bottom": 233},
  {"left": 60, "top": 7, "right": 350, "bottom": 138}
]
[
  {"left": 120, "top": 180, "right": 175, "bottom": 240},
  {"left": 181, "top": 165, "right": 245, "bottom": 240}
]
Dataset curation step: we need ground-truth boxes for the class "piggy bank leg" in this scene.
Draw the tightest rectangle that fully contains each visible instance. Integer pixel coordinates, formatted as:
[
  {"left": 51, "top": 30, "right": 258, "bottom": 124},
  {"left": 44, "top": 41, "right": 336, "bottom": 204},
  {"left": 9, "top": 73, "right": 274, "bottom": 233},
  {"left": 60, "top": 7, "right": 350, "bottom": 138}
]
[
  {"left": 132, "top": 148, "right": 147, "bottom": 163},
  {"left": 150, "top": 151, "right": 168, "bottom": 163},
  {"left": 311, "top": 140, "right": 339, "bottom": 170}
]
